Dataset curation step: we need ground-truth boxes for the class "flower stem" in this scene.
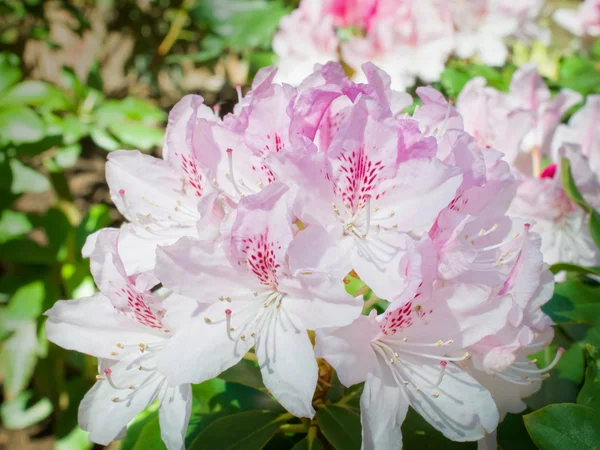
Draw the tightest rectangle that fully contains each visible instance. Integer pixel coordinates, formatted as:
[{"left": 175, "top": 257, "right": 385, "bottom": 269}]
[{"left": 362, "top": 293, "right": 381, "bottom": 313}]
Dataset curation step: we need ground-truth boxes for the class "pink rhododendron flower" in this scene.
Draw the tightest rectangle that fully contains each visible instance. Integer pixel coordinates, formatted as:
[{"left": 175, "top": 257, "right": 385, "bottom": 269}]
[
  {"left": 509, "top": 148, "right": 600, "bottom": 267},
  {"left": 45, "top": 62, "right": 558, "bottom": 449},
  {"left": 45, "top": 229, "right": 200, "bottom": 449},
  {"left": 553, "top": 95, "right": 600, "bottom": 177},
  {"left": 505, "top": 64, "right": 582, "bottom": 173},
  {"left": 272, "top": 0, "right": 339, "bottom": 86},
  {"left": 554, "top": 0, "right": 600, "bottom": 37},
  {"left": 155, "top": 182, "right": 362, "bottom": 418},
  {"left": 273, "top": 0, "right": 550, "bottom": 88}
]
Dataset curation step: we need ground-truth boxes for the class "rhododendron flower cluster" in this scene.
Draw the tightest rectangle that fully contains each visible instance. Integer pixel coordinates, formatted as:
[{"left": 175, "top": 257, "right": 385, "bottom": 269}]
[
  {"left": 45, "top": 63, "right": 558, "bottom": 449},
  {"left": 273, "top": 0, "right": 548, "bottom": 89},
  {"left": 456, "top": 65, "right": 600, "bottom": 270}
]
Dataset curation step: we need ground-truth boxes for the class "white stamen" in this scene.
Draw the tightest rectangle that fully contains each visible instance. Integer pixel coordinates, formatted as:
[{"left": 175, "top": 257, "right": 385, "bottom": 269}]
[
  {"left": 363, "top": 195, "right": 372, "bottom": 238},
  {"left": 226, "top": 149, "right": 245, "bottom": 198}
]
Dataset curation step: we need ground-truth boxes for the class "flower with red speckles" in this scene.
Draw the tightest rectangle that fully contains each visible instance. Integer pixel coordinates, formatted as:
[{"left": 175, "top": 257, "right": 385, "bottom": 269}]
[
  {"left": 273, "top": 0, "right": 549, "bottom": 89},
  {"left": 45, "top": 229, "right": 200, "bottom": 450},
  {"left": 45, "top": 62, "right": 558, "bottom": 449},
  {"left": 154, "top": 182, "right": 361, "bottom": 418},
  {"left": 315, "top": 281, "right": 505, "bottom": 449}
]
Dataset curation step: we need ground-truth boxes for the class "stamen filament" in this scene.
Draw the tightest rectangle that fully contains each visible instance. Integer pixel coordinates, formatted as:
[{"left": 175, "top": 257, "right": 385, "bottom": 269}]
[{"left": 226, "top": 149, "right": 245, "bottom": 198}]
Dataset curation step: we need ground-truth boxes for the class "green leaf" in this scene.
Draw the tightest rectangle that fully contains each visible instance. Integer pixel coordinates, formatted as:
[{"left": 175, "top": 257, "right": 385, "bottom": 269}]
[
  {"left": 125, "top": 412, "right": 166, "bottom": 450},
  {"left": 561, "top": 157, "right": 588, "bottom": 209},
  {"left": 0, "top": 320, "right": 39, "bottom": 399},
  {"left": 578, "top": 346, "right": 600, "bottom": 412},
  {"left": 166, "top": 35, "right": 224, "bottom": 64},
  {"left": 226, "top": 2, "right": 290, "bottom": 51},
  {"left": 0, "top": 80, "right": 71, "bottom": 110},
  {"left": 219, "top": 358, "right": 265, "bottom": 390},
  {"left": 55, "top": 144, "right": 82, "bottom": 169},
  {"left": 90, "top": 127, "right": 120, "bottom": 151},
  {"left": 6, "top": 280, "right": 45, "bottom": 320},
  {"left": 550, "top": 263, "right": 600, "bottom": 277},
  {"left": 0, "top": 237, "right": 56, "bottom": 265},
  {"left": 7, "top": 159, "right": 50, "bottom": 194},
  {"left": 524, "top": 404, "right": 600, "bottom": 450},
  {"left": 0, "top": 53, "right": 22, "bottom": 93},
  {"left": 543, "top": 280, "right": 600, "bottom": 324},
  {"left": 0, "top": 210, "right": 32, "bottom": 243},
  {"left": 439, "top": 68, "right": 471, "bottom": 98},
  {"left": 0, "top": 106, "right": 45, "bottom": 144},
  {"left": 119, "top": 405, "right": 162, "bottom": 450},
  {"left": 497, "top": 412, "right": 536, "bottom": 450},
  {"left": 107, "top": 121, "right": 164, "bottom": 151},
  {"left": 401, "top": 407, "right": 475, "bottom": 449},
  {"left": 188, "top": 410, "right": 285, "bottom": 450},
  {"left": 0, "top": 391, "right": 52, "bottom": 429},
  {"left": 75, "top": 204, "right": 111, "bottom": 255},
  {"left": 316, "top": 405, "right": 361, "bottom": 450},
  {"left": 94, "top": 97, "right": 166, "bottom": 126},
  {"left": 55, "top": 426, "right": 93, "bottom": 450},
  {"left": 61, "top": 115, "right": 90, "bottom": 145},
  {"left": 291, "top": 436, "right": 326, "bottom": 450},
  {"left": 191, "top": 0, "right": 290, "bottom": 51}
]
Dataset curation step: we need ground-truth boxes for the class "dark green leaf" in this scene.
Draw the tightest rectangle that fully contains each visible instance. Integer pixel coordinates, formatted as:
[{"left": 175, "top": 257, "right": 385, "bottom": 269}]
[
  {"left": 291, "top": 436, "right": 325, "bottom": 450},
  {"left": 316, "top": 405, "right": 361, "bottom": 450},
  {"left": 543, "top": 280, "right": 600, "bottom": 324},
  {"left": 550, "top": 263, "right": 600, "bottom": 277},
  {"left": 497, "top": 412, "right": 536, "bottom": 450},
  {"left": 578, "top": 346, "right": 600, "bottom": 412},
  {"left": 401, "top": 407, "right": 475, "bottom": 449},
  {"left": 188, "top": 410, "right": 285, "bottom": 450},
  {"left": 0, "top": 237, "right": 56, "bottom": 265},
  {"left": 75, "top": 204, "right": 111, "bottom": 255},
  {"left": 524, "top": 404, "right": 600, "bottom": 450},
  {"left": 0, "top": 53, "right": 22, "bottom": 93},
  {"left": 0, "top": 210, "right": 32, "bottom": 243},
  {"left": 590, "top": 212, "right": 600, "bottom": 252},
  {"left": 219, "top": 359, "right": 264, "bottom": 390},
  {"left": 0, "top": 106, "right": 45, "bottom": 144}
]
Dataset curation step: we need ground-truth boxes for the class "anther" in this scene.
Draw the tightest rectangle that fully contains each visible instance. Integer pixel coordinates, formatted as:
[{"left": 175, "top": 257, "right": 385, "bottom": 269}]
[
  {"left": 110, "top": 351, "right": 118, "bottom": 356},
  {"left": 432, "top": 392, "right": 440, "bottom": 398},
  {"left": 112, "top": 397, "right": 119, "bottom": 402},
  {"left": 204, "top": 316, "right": 212, "bottom": 324},
  {"left": 116, "top": 343, "right": 124, "bottom": 349}
]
